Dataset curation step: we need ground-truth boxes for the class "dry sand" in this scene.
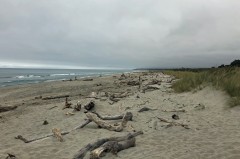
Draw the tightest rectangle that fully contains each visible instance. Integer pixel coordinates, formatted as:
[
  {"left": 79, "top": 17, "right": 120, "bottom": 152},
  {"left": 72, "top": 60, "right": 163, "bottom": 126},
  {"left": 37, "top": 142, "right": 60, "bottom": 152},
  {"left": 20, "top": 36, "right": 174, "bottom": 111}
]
[{"left": 0, "top": 72, "right": 240, "bottom": 159}]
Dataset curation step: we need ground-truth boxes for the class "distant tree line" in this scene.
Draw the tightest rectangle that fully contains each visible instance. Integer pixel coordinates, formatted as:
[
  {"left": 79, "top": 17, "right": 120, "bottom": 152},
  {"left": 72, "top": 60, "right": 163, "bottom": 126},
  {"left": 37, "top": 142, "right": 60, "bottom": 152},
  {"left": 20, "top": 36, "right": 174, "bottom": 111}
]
[{"left": 218, "top": 59, "right": 240, "bottom": 68}]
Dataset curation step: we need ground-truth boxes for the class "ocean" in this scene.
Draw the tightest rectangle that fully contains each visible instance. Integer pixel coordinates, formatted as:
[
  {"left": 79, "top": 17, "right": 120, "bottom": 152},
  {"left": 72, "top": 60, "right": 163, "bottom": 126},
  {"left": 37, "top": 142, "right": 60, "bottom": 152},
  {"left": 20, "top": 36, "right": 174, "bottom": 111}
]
[{"left": 0, "top": 68, "right": 132, "bottom": 87}]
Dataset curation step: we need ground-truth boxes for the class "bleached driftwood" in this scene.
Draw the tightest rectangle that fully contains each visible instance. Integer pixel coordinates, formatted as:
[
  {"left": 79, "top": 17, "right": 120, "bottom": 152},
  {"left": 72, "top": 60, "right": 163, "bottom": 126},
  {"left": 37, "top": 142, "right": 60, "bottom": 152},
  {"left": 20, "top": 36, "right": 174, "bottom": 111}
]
[
  {"left": 91, "top": 111, "right": 132, "bottom": 121},
  {"left": 15, "top": 131, "right": 70, "bottom": 143},
  {"left": 162, "top": 109, "right": 186, "bottom": 113},
  {"left": 73, "top": 131, "right": 143, "bottom": 159},
  {"left": 142, "top": 85, "right": 160, "bottom": 92},
  {"left": 42, "top": 95, "right": 69, "bottom": 100},
  {"left": 52, "top": 128, "right": 64, "bottom": 142},
  {"left": 90, "top": 138, "right": 136, "bottom": 159},
  {"left": 16, "top": 112, "right": 132, "bottom": 143},
  {"left": 157, "top": 117, "right": 189, "bottom": 129},
  {"left": 85, "top": 112, "right": 131, "bottom": 132}
]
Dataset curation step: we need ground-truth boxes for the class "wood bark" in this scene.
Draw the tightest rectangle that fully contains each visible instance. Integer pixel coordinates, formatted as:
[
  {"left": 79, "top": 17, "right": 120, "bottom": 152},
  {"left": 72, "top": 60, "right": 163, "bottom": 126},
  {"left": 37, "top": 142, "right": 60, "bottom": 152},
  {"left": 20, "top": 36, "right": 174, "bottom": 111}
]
[
  {"left": 85, "top": 113, "right": 123, "bottom": 132},
  {"left": 157, "top": 117, "right": 190, "bottom": 129},
  {"left": 91, "top": 111, "right": 132, "bottom": 121},
  {"left": 0, "top": 106, "right": 17, "bottom": 113},
  {"left": 15, "top": 131, "right": 70, "bottom": 143},
  {"left": 162, "top": 109, "right": 186, "bottom": 113},
  {"left": 90, "top": 138, "right": 136, "bottom": 159},
  {"left": 85, "top": 112, "right": 132, "bottom": 132},
  {"left": 73, "top": 131, "right": 143, "bottom": 159}
]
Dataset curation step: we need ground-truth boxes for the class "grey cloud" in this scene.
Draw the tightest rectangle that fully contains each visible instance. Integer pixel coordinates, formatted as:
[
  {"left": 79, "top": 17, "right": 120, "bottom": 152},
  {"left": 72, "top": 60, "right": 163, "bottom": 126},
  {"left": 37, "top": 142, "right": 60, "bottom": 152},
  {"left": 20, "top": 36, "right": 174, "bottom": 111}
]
[{"left": 0, "top": 0, "right": 240, "bottom": 69}]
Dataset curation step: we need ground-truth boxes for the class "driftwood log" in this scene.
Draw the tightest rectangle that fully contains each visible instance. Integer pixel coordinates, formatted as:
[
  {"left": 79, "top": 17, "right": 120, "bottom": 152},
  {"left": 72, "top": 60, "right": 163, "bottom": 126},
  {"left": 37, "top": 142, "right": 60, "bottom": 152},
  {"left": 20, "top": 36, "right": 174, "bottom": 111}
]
[
  {"left": 15, "top": 131, "right": 70, "bottom": 143},
  {"left": 162, "top": 109, "right": 186, "bottom": 113},
  {"left": 138, "top": 107, "right": 157, "bottom": 112},
  {"left": 42, "top": 95, "right": 69, "bottom": 100},
  {"left": 0, "top": 106, "right": 17, "bottom": 113},
  {"left": 91, "top": 112, "right": 132, "bottom": 121},
  {"left": 90, "top": 138, "right": 136, "bottom": 159},
  {"left": 73, "top": 131, "right": 143, "bottom": 159},
  {"left": 85, "top": 112, "right": 132, "bottom": 132}
]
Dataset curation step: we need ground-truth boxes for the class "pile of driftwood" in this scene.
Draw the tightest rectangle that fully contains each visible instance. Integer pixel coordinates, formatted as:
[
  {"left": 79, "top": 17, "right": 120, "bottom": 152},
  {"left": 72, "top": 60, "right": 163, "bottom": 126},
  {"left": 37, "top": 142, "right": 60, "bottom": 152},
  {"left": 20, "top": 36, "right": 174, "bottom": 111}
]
[{"left": 15, "top": 99, "right": 142, "bottom": 159}]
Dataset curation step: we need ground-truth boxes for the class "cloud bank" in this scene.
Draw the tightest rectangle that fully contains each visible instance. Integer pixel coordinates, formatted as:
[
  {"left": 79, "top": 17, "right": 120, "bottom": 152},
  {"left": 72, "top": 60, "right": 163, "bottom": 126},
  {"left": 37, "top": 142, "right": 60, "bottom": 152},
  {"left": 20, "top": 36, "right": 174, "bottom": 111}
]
[{"left": 0, "top": 0, "right": 240, "bottom": 68}]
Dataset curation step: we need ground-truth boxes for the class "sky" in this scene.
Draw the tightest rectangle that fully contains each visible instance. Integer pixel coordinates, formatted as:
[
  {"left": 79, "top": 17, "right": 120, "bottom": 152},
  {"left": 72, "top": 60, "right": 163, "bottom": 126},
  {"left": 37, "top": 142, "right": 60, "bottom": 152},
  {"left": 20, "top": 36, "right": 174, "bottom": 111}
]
[{"left": 0, "top": 0, "right": 240, "bottom": 69}]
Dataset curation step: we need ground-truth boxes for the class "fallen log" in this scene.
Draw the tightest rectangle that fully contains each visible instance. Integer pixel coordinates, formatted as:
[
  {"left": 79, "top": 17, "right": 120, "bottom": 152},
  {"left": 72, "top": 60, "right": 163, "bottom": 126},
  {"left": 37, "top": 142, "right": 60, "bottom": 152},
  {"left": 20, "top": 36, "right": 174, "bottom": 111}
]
[
  {"left": 0, "top": 106, "right": 17, "bottom": 113},
  {"left": 42, "top": 95, "right": 69, "bottom": 100},
  {"left": 138, "top": 107, "right": 157, "bottom": 112},
  {"left": 73, "top": 131, "right": 143, "bottom": 159},
  {"left": 162, "top": 109, "right": 186, "bottom": 113},
  {"left": 90, "top": 138, "right": 136, "bottom": 159},
  {"left": 85, "top": 112, "right": 132, "bottom": 132},
  {"left": 157, "top": 117, "right": 189, "bottom": 129},
  {"left": 85, "top": 113, "right": 122, "bottom": 132},
  {"left": 142, "top": 85, "right": 160, "bottom": 92},
  {"left": 91, "top": 112, "right": 132, "bottom": 121}
]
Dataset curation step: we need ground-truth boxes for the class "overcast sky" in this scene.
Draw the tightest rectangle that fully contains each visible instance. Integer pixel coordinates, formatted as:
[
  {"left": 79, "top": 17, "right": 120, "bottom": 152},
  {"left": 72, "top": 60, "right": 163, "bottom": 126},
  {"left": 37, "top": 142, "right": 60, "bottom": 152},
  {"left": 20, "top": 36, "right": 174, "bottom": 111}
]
[{"left": 0, "top": 0, "right": 239, "bottom": 69}]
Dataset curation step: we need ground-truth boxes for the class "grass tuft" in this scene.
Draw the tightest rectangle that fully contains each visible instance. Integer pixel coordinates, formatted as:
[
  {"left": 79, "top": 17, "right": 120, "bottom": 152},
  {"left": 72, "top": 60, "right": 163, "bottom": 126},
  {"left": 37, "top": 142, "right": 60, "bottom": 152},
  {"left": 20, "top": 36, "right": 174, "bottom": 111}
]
[{"left": 165, "top": 67, "right": 240, "bottom": 107}]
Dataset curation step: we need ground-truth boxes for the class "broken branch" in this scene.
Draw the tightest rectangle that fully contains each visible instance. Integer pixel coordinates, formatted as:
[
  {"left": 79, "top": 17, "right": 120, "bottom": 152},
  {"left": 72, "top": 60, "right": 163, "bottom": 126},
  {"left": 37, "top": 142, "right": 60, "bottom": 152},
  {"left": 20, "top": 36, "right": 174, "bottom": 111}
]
[
  {"left": 0, "top": 106, "right": 17, "bottom": 113},
  {"left": 42, "top": 95, "right": 69, "bottom": 100}
]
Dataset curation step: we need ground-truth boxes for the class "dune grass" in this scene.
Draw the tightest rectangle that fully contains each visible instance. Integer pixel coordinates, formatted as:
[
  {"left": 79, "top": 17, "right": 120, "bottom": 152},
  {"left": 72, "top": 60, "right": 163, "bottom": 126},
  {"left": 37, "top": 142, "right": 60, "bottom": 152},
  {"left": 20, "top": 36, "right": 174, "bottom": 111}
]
[{"left": 164, "top": 67, "right": 240, "bottom": 107}]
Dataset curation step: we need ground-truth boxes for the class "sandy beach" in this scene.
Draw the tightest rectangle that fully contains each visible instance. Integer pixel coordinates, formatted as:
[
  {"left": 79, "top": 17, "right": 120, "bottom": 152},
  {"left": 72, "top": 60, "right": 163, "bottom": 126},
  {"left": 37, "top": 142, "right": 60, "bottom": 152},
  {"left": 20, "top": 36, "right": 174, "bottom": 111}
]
[{"left": 0, "top": 72, "right": 240, "bottom": 159}]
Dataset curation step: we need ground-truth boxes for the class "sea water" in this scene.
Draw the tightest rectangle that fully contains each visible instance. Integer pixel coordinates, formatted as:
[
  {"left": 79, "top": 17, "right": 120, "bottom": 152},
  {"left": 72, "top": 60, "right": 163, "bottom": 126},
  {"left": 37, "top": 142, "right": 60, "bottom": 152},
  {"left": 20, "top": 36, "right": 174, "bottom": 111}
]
[{"left": 0, "top": 68, "right": 132, "bottom": 87}]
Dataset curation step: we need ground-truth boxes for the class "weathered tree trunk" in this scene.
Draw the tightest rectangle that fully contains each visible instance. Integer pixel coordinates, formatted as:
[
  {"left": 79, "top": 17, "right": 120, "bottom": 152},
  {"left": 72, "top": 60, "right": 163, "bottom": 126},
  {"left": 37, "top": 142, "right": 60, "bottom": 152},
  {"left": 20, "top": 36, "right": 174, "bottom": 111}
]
[
  {"left": 85, "top": 112, "right": 132, "bottom": 132},
  {"left": 15, "top": 112, "right": 132, "bottom": 143},
  {"left": 73, "top": 131, "right": 143, "bottom": 159},
  {"left": 90, "top": 138, "right": 136, "bottom": 159},
  {"left": 91, "top": 111, "right": 132, "bottom": 121},
  {"left": 0, "top": 106, "right": 17, "bottom": 113},
  {"left": 85, "top": 112, "right": 123, "bottom": 132}
]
